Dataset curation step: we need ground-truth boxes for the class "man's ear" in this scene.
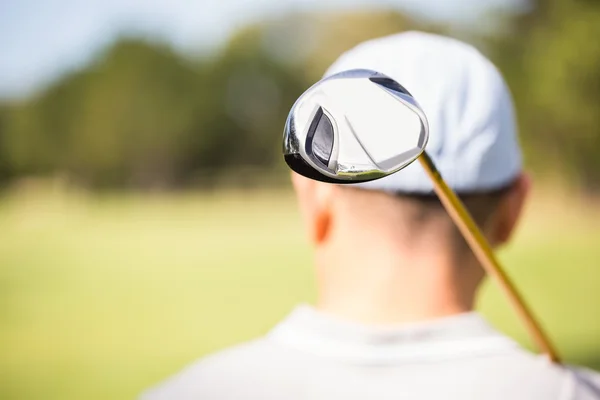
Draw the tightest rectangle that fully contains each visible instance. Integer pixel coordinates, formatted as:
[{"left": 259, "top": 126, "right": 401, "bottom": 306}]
[
  {"left": 493, "top": 173, "right": 532, "bottom": 246},
  {"left": 290, "top": 172, "right": 335, "bottom": 245}
]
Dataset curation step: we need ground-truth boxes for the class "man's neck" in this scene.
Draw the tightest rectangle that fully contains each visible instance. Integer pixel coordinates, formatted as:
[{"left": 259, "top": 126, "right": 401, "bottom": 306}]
[{"left": 314, "top": 246, "right": 483, "bottom": 326}]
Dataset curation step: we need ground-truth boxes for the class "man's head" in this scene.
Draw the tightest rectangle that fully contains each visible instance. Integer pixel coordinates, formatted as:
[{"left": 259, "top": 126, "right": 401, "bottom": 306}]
[{"left": 290, "top": 31, "right": 531, "bottom": 322}]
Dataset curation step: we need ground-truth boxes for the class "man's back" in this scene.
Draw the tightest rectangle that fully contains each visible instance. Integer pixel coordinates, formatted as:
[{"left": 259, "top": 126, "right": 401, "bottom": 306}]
[{"left": 141, "top": 306, "right": 600, "bottom": 400}]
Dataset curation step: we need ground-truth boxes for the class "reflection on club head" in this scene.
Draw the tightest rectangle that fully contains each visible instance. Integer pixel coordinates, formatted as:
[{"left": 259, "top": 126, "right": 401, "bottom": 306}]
[{"left": 283, "top": 69, "right": 429, "bottom": 183}]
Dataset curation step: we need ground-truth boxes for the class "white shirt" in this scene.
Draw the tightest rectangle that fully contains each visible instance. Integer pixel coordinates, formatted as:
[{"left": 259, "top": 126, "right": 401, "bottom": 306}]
[{"left": 140, "top": 305, "right": 600, "bottom": 400}]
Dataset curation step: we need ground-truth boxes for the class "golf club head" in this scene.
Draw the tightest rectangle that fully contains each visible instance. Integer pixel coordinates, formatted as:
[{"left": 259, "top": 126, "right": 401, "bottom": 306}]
[{"left": 283, "top": 69, "right": 429, "bottom": 184}]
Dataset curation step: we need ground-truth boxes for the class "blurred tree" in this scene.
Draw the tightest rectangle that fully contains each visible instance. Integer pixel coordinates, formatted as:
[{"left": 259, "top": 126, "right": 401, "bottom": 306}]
[
  {"left": 183, "top": 24, "right": 308, "bottom": 185},
  {"left": 73, "top": 39, "right": 203, "bottom": 188},
  {"left": 487, "top": 0, "right": 600, "bottom": 191},
  {"left": 3, "top": 39, "right": 205, "bottom": 188},
  {"left": 0, "top": 104, "right": 12, "bottom": 182}
]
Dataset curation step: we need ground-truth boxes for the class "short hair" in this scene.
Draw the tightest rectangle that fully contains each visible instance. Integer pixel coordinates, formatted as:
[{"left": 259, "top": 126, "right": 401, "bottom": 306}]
[{"left": 393, "top": 181, "right": 515, "bottom": 255}]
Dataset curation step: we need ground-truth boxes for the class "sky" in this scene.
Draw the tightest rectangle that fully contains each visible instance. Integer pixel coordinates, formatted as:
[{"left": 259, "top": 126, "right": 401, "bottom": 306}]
[{"left": 0, "top": 0, "right": 526, "bottom": 100}]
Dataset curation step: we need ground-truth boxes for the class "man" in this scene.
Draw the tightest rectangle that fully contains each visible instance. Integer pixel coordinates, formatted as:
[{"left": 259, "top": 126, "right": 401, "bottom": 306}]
[{"left": 141, "top": 31, "right": 600, "bottom": 399}]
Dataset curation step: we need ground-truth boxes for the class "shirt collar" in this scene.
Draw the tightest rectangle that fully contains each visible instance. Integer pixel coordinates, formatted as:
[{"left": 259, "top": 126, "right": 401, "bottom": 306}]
[{"left": 267, "top": 304, "right": 519, "bottom": 365}]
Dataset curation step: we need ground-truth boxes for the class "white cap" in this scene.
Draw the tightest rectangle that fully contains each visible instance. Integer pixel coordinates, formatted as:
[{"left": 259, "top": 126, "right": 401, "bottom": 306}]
[{"left": 323, "top": 31, "right": 522, "bottom": 194}]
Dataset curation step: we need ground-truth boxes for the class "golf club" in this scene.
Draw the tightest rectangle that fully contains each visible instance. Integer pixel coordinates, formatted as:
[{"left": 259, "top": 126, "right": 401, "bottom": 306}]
[{"left": 282, "top": 68, "right": 561, "bottom": 363}]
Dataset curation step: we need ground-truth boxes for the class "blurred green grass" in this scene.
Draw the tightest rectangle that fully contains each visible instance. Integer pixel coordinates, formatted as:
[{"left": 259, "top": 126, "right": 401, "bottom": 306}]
[{"left": 0, "top": 187, "right": 599, "bottom": 400}]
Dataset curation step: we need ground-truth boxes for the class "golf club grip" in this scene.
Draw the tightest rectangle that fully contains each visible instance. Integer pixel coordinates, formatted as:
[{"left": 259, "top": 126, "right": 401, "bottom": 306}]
[{"left": 418, "top": 152, "right": 561, "bottom": 364}]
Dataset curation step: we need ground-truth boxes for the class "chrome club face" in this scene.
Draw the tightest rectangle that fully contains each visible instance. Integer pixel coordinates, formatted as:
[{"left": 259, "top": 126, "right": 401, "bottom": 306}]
[{"left": 283, "top": 69, "right": 429, "bottom": 183}]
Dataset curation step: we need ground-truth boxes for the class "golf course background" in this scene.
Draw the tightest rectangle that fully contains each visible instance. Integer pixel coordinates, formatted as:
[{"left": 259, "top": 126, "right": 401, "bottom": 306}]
[{"left": 1, "top": 185, "right": 599, "bottom": 400}]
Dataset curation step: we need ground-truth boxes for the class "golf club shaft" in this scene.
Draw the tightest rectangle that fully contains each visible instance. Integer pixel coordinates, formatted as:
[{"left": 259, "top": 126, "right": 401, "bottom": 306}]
[{"left": 418, "top": 152, "right": 561, "bottom": 363}]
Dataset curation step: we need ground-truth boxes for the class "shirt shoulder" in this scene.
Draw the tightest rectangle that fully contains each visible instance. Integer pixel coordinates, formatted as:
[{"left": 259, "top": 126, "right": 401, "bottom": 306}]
[
  {"left": 138, "top": 337, "right": 310, "bottom": 400},
  {"left": 563, "top": 366, "right": 600, "bottom": 400},
  {"left": 492, "top": 351, "right": 600, "bottom": 400}
]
